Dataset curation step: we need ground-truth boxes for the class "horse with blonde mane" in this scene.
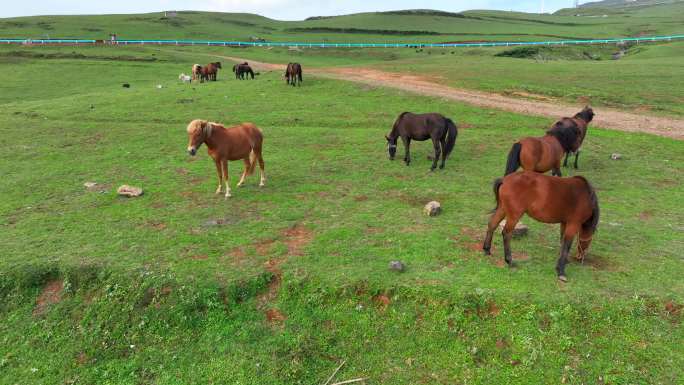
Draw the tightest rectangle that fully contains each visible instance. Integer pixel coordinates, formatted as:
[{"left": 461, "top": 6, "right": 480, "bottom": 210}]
[
  {"left": 186, "top": 119, "right": 265, "bottom": 198},
  {"left": 191, "top": 64, "right": 202, "bottom": 82}
]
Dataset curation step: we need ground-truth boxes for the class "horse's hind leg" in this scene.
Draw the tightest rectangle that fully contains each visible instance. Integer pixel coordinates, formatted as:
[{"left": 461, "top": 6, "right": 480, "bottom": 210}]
[
  {"left": 483, "top": 208, "right": 505, "bottom": 255},
  {"left": 557, "top": 224, "right": 579, "bottom": 281},
  {"left": 258, "top": 152, "right": 266, "bottom": 187},
  {"left": 237, "top": 158, "right": 250, "bottom": 187},
  {"left": 430, "top": 137, "right": 441, "bottom": 171},
  {"left": 439, "top": 137, "right": 447, "bottom": 169},
  {"left": 574, "top": 150, "right": 580, "bottom": 169},
  {"left": 502, "top": 212, "right": 523, "bottom": 267},
  {"left": 563, "top": 152, "right": 570, "bottom": 167}
]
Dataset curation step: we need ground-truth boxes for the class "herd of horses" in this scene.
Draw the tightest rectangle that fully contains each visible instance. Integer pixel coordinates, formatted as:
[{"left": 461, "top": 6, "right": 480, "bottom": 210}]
[
  {"left": 190, "top": 61, "right": 303, "bottom": 85},
  {"left": 184, "top": 59, "right": 599, "bottom": 282}
]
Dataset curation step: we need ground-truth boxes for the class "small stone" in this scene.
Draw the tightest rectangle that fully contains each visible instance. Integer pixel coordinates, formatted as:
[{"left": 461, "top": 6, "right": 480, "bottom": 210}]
[
  {"left": 389, "top": 260, "right": 405, "bottom": 272},
  {"left": 611, "top": 153, "right": 622, "bottom": 160},
  {"left": 117, "top": 185, "right": 143, "bottom": 197},
  {"left": 84, "top": 182, "right": 97, "bottom": 189},
  {"left": 498, "top": 220, "right": 528, "bottom": 238},
  {"left": 424, "top": 201, "right": 442, "bottom": 217}
]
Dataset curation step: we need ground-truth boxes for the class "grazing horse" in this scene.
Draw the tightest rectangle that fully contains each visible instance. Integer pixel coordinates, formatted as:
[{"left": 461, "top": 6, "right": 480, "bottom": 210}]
[
  {"left": 386, "top": 112, "right": 458, "bottom": 171},
  {"left": 191, "top": 64, "right": 202, "bottom": 82},
  {"left": 233, "top": 63, "right": 254, "bottom": 80},
  {"left": 561, "top": 106, "right": 594, "bottom": 169},
  {"left": 504, "top": 109, "right": 585, "bottom": 176},
  {"left": 200, "top": 62, "right": 221, "bottom": 82},
  {"left": 483, "top": 171, "right": 599, "bottom": 282},
  {"left": 285, "top": 62, "right": 303, "bottom": 86},
  {"left": 186, "top": 119, "right": 266, "bottom": 198}
]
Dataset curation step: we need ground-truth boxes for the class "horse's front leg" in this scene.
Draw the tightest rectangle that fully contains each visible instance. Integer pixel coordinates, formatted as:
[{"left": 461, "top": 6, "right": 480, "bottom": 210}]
[
  {"left": 401, "top": 137, "right": 411, "bottom": 165},
  {"left": 430, "top": 137, "right": 441, "bottom": 171},
  {"left": 552, "top": 164, "right": 562, "bottom": 177},
  {"left": 563, "top": 152, "right": 570, "bottom": 167},
  {"left": 214, "top": 160, "right": 223, "bottom": 194},
  {"left": 574, "top": 150, "right": 580, "bottom": 169},
  {"left": 221, "top": 160, "right": 231, "bottom": 198}
]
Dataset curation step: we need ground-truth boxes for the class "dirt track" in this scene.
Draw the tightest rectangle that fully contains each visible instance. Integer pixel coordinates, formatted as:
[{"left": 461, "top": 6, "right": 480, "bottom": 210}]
[{"left": 197, "top": 53, "right": 684, "bottom": 140}]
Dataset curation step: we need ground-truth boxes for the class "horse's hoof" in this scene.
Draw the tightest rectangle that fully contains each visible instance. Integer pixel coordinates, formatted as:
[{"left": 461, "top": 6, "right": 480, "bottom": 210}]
[
  {"left": 482, "top": 249, "right": 491, "bottom": 256},
  {"left": 558, "top": 275, "right": 568, "bottom": 282}
]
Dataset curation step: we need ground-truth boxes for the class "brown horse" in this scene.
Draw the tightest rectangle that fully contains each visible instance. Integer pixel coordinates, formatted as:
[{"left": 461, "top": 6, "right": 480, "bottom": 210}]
[
  {"left": 233, "top": 63, "right": 254, "bottom": 80},
  {"left": 200, "top": 62, "right": 222, "bottom": 82},
  {"left": 504, "top": 108, "right": 588, "bottom": 176},
  {"left": 561, "top": 106, "right": 594, "bottom": 169},
  {"left": 285, "top": 63, "right": 303, "bottom": 86},
  {"left": 386, "top": 112, "right": 458, "bottom": 171},
  {"left": 483, "top": 171, "right": 599, "bottom": 282},
  {"left": 186, "top": 119, "right": 265, "bottom": 198}
]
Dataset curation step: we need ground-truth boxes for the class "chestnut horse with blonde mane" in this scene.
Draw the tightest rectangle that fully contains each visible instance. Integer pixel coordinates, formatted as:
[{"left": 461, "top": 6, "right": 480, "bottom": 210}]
[
  {"left": 186, "top": 119, "right": 265, "bottom": 198},
  {"left": 483, "top": 171, "right": 599, "bottom": 282},
  {"left": 504, "top": 107, "right": 593, "bottom": 177}
]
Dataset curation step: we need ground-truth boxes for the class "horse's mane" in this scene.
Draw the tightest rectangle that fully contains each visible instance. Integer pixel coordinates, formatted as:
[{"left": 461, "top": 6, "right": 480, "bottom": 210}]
[
  {"left": 574, "top": 106, "right": 595, "bottom": 123},
  {"left": 187, "top": 119, "right": 218, "bottom": 139},
  {"left": 575, "top": 176, "right": 600, "bottom": 234},
  {"left": 546, "top": 120, "right": 580, "bottom": 152},
  {"left": 390, "top": 112, "right": 411, "bottom": 136}
]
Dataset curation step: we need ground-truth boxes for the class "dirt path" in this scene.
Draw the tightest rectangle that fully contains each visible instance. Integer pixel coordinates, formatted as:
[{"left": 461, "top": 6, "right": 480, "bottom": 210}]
[{"left": 184, "top": 52, "right": 684, "bottom": 140}]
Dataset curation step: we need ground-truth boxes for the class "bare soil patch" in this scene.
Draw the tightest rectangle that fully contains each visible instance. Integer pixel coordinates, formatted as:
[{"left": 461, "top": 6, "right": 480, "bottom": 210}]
[
  {"left": 282, "top": 224, "right": 313, "bottom": 256},
  {"left": 34, "top": 280, "right": 64, "bottom": 316}
]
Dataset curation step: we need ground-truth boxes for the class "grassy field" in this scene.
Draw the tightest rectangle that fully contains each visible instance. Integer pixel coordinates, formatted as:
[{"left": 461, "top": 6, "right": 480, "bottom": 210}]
[
  {"left": 1, "top": 2, "right": 684, "bottom": 43},
  {"left": 0, "top": 44, "right": 683, "bottom": 384}
]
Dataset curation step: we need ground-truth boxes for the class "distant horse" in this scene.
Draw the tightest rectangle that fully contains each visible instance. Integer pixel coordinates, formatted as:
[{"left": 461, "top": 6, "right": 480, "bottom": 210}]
[
  {"left": 186, "top": 119, "right": 265, "bottom": 198},
  {"left": 200, "top": 62, "right": 221, "bottom": 82},
  {"left": 285, "top": 62, "right": 303, "bottom": 86},
  {"left": 233, "top": 63, "right": 254, "bottom": 80},
  {"left": 191, "top": 64, "right": 202, "bottom": 82},
  {"left": 483, "top": 171, "right": 599, "bottom": 282},
  {"left": 504, "top": 108, "right": 586, "bottom": 176},
  {"left": 561, "top": 106, "right": 594, "bottom": 169},
  {"left": 386, "top": 112, "right": 458, "bottom": 171}
]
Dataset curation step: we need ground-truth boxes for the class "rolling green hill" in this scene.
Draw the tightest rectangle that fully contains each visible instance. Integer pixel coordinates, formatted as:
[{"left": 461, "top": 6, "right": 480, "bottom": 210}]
[{"left": 1, "top": 3, "right": 683, "bottom": 43}]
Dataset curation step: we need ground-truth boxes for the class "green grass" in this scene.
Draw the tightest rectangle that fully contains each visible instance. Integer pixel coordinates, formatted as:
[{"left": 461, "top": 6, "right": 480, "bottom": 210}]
[
  {"left": 0, "top": 45, "right": 682, "bottom": 384},
  {"left": 1, "top": 3, "right": 684, "bottom": 43}
]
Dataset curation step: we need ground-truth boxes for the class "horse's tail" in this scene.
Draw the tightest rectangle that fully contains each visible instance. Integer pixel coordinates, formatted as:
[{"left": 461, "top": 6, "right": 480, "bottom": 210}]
[
  {"left": 247, "top": 150, "right": 258, "bottom": 176},
  {"left": 492, "top": 178, "right": 504, "bottom": 212},
  {"left": 505, "top": 142, "right": 522, "bottom": 176},
  {"left": 444, "top": 118, "right": 458, "bottom": 159},
  {"left": 580, "top": 177, "right": 600, "bottom": 234}
]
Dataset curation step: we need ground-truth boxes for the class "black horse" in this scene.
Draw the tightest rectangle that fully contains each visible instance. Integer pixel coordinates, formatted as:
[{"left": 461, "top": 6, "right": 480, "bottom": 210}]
[
  {"left": 386, "top": 112, "right": 458, "bottom": 171},
  {"left": 285, "top": 63, "right": 303, "bottom": 86},
  {"left": 561, "top": 106, "right": 595, "bottom": 169},
  {"left": 233, "top": 62, "right": 254, "bottom": 80}
]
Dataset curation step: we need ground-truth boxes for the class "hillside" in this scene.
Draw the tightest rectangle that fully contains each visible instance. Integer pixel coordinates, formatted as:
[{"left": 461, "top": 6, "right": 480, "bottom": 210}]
[{"left": 1, "top": 4, "right": 684, "bottom": 43}]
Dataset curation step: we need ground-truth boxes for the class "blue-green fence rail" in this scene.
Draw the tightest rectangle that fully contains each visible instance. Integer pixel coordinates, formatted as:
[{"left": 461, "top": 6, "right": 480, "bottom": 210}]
[{"left": 1, "top": 34, "right": 683, "bottom": 48}]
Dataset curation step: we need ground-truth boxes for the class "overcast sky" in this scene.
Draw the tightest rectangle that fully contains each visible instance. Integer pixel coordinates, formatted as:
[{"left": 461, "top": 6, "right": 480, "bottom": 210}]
[{"left": 2, "top": 1, "right": 582, "bottom": 20}]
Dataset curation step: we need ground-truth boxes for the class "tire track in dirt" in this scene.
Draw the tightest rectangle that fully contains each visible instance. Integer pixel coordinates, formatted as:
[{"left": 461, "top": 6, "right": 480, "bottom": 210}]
[{"left": 171, "top": 50, "right": 684, "bottom": 139}]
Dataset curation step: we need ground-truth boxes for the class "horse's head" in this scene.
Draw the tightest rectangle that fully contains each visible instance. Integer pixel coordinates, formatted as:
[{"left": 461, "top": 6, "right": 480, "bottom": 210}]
[
  {"left": 215, "top": 62, "right": 222, "bottom": 69},
  {"left": 385, "top": 134, "right": 398, "bottom": 160},
  {"left": 577, "top": 106, "right": 595, "bottom": 123},
  {"left": 186, "top": 119, "right": 213, "bottom": 156}
]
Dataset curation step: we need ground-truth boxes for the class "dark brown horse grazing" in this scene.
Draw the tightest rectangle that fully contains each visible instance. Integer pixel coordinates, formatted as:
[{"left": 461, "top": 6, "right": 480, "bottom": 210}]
[
  {"left": 561, "top": 106, "right": 594, "bottom": 169},
  {"left": 285, "top": 63, "right": 303, "bottom": 86},
  {"left": 386, "top": 112, "right": 458, "bottom": 171},
  {"left": 186, "top": 119, "right": 265, "bottom": 198},
  {"left": 233, "top": 63, "right": 254, "bottom": 80},
  {"left": 483, "top": 171, "right": 599, "bottom": 282},
  {"left": 504, "top": 109, "right": 585, "bottom": 176},
  {"left": 200, "top": 62, "right": 222, "bottom": 82}
]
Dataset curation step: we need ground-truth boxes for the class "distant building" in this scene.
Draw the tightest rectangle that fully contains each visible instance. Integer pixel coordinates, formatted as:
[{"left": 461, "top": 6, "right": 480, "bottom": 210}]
[{"left": 164, "top": 11, "right": 178, "bottom": 18}]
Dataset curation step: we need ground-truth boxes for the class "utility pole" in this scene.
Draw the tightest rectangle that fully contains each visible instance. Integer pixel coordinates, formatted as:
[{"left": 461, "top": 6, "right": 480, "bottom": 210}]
[
  {"left": 575, "top": 0, "right": 580, "bottom": 8},
  {"left": 541, "top": 0, "right": 545, "bottom": 13}
]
